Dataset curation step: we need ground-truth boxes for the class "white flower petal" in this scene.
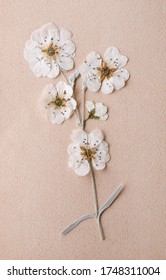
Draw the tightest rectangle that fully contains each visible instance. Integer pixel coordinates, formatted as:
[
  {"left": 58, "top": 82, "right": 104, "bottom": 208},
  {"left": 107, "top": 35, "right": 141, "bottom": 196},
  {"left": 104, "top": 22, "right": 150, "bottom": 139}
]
[
  {"left": 47, "top": 62, "right": 60, "bottom": 78},
  {"left": 60, "top": 107, "right": 72, "bottom": 120},
  {"left": 117, "top": 55, "right": 128, "bottom": 68},
  {"left": 96, "top": 141, "right": 109, "bottom": 152},
  {"left": 66, "top": 98, "right": 77, "bottom": 110},
  {"left": 24, "top": 40, "right": 38, "bottom": 50},
  {"left": 67, "top": 143, "right": 81, "bottom": 155},
  {"left": 95, "top": 150, "right": 110, "bottom": 163},
  {"left": 92, "top": 159, "right": 106, "bottom": 170},
  {"left": 79, "top": 52, "right": 102, "bottom": 84},
  {"left": 85, "top": 52, "right": 102, "bottom": 68},
  {"left": 39, "top": 84, "right": 57, "bottom": 115},
  {"left": 40, "top": 23, "right": 59, "bottom": 44},
  {"left": 95, "top": 103, "right": 107, "bottom": 117},
  {"left": 111, "top": 76, "right": 125, "bottom": 90},
  {"left": 62, "top": 85, "right": 73, "bottom": 100},
  {"left": 59, "top": 27, "right": 73, "bottom": 42},
  {"left": 86, "top": 101, "right": 95, "bottom": 112},
  {"left": 89, "top": 129, "right": 104, "bottom": 148},
  {"left": 24, "top": 48, "right": 42, "bottom": 63},
  {"left": 101, "top": 79, "right": 114, "bottom": 94},
  {"left": 71, "top": 129, "right": 88, "bottom": 145},
  {"left": 74, "top": 160, "right": 90, "bottom": 176},
  {"left": 104, "top": 47, "right": 119, "bottom": 66},
  {"left": 41, "top": 60, "right": 51, "bottom": 76},
  {"left": 44, "top": 83, "right": 57, "bottom": 98},
  {"left": 28, "top": 60, "right": 38, "bottom": 71},
  {"left": 59, "top": 40, "right": 75, "bottom": 55},
  {"left": 104, "top": 47, "right": 128, "bottom": 68},
  {"left": 56, "top": 80, "right": 66, "bottom": 94},
  {"left": 68, "top": 153, "right": 82, "bottom": 169},
  {"left": 100, "top": 113, "right": 108, "bottom": 120},
  {"left": 87, "top": 76, "right": 101, "bottom": 92},
  {"left": 104, "top": 47, "right": 119, "bottom": 62},
  {"left": 49, "top": 110, "right": 65, "bottom": 124},
  {"left": 32, "top": 61, "right": 42, "bottom": 77},
  {"left": 56, "top": 81, "right": 73, "bottom": 99},
  {"left": 31, "top": 29, "right": 42, "bottom": 44},
  {"left": 57, "top": 55, "right": 74, "bottom": 71},
  {"left": 79, "top": 63, "right": 89, "bottom": 77},
  {"left": 114, "top": 68, "right": 130, "bottom": 81}
]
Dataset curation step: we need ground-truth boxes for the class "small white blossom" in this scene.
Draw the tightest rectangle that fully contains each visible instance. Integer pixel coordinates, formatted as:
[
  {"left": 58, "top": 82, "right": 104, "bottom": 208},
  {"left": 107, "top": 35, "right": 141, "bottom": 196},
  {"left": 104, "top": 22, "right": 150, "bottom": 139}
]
[
  {"left": 86, "top": 101, "right": 108, "bottom": 120},
  {"left": 68, "top": 129, "right": 110, "bottom": 176},
  {"left": 79, "top": 47, "right": 129, "bottom": 94},
  {"left": 39, "top": 81, "right": 77, "bottom": 124},
  {"left": 24, "top": 23, "right": 76, "bottom": 78}
]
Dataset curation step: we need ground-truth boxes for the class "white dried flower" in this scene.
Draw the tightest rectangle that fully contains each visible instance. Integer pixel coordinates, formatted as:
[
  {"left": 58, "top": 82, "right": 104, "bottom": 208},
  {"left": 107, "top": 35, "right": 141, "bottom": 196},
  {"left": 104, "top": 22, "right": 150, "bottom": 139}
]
[
  {"left": 24, "top": 23, "right": 76, "bottom": 78},
  {"left": 86, "top": 101, "right": 108, "bottom": 120},
  {"left": 39, "top": 81, "right": 77, "bottom": 124},
  {"left": 68, "top": 129, "right": 110, "bottom": 176},
  {"left": 79, "top": 47, "right": 129, "bottom": 94}
]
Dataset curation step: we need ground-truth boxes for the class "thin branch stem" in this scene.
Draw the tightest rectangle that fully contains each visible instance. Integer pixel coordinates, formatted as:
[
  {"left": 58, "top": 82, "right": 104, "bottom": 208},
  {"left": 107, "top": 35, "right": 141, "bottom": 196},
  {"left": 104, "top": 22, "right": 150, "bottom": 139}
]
[
  {"left": 90, "top": 161, "right": 105, "bottom": 240},
  {"left": 81, "top": 87, "right": 86, "bottom": 129},
  {"left": 61, "top": 71, "right": 69, "bottom": 84},
  {"left": 61, "top": 72, "right": 105, "bottom": 240}
]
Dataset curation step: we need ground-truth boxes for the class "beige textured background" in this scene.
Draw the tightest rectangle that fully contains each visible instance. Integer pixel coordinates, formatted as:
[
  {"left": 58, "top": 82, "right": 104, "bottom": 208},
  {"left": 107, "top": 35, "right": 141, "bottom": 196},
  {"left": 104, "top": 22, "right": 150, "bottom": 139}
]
[{"left": 0, "top": 0, "right": 166, "bottom": 260}]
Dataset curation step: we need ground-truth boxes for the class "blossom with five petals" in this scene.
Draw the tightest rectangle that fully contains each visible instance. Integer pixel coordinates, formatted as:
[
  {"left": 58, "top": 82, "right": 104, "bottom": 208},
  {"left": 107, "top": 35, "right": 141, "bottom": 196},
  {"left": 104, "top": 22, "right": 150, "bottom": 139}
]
[
  {"left": 39, "top": 81, "right": 77, "bottom": 124},
  {"left": 68, "top": 129, "right": 110, "bottom": 176},
  {"left": 79, "top": 47, "right": 129, "bottom": 94},
  {"left": 24, "top": 23, "right": 76, "bottom": 78}
]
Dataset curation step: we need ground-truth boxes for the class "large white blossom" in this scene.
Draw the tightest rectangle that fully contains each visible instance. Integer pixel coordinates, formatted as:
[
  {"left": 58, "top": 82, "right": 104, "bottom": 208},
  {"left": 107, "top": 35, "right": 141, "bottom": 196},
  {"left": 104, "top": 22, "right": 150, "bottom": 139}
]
[
  {"left": 39, "top": 81, "right": 77, "bottom": 124},
  {"left": 79, "top": 47, "right": 129, "bottom": 94},
  {"left": 68, "top": 129, "right": 110, "bottom": 176},
  {"left": 86, "top": 101, "right": 108, "bottom": 120},
  {"left": 24, "top": 23, "right": 76, "bottom": 78}
]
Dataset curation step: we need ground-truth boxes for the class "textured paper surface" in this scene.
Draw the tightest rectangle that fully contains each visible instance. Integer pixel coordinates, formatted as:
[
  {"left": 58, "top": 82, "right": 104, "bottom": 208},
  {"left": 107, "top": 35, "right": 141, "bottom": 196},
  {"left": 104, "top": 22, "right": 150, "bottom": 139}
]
[{"left": 0, "top": 0, "right": 166, "bottom": 259}]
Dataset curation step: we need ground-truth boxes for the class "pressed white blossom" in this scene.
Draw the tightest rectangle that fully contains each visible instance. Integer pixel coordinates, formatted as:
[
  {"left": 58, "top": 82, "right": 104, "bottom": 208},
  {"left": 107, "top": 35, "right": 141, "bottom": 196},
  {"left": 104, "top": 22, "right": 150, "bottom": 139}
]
[
  {"left": 40, "top": 81, "right": 77, "bottom": 124},
  {"left": 86, "top": 101, "right": 108, "bottom": 120},
  {"left": 68, "top": 129, "right": 110, "bottom": 176},
  {"left": 79, "top": 47, "right": 129, "bottom": 94},
  {"left": 24, "top": 22, "right": 128, "bottom": 240},
  {"left": 24, "top": 23, "right": 76, "bottom": 78}
]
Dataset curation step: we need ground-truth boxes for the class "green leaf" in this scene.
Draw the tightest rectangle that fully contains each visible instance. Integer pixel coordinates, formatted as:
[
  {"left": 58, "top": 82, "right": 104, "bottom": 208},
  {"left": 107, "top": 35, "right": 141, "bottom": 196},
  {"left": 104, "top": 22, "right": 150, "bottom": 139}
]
[{"left": 88, "top": 109, "right": 96, "bottom": 119}]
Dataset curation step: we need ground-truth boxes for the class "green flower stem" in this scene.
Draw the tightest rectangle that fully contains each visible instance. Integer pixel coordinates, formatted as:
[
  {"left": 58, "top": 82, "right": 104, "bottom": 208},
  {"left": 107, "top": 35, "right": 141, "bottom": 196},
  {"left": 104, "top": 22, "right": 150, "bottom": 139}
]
[
  {"left": 81, "top": 87, "right": 86, "bottom": 129},
  {"left": 89, "top": 161, "right": 105, "bottom": 240},
  {"left": 62, "top": 72, "right": 105, "bottom": 240}
]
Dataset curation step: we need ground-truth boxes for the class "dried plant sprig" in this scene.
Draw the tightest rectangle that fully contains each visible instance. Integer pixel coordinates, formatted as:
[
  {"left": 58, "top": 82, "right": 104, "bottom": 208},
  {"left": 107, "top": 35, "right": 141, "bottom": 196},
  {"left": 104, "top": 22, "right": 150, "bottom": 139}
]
[{"left": 24, "top": 23, "right": 130, "bottom": 240}]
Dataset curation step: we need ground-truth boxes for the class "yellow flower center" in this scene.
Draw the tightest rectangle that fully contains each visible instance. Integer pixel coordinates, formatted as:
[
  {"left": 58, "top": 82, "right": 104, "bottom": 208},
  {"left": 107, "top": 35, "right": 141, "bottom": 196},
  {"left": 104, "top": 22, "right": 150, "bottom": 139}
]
[
  {"left": 80, "top": 146, "right": 96, "bottom": 162},
  {"left": 42, "top": 43, "right": 58, "bottom": 60},
  {"left": 55, "top": 98, "right": 63, "bottom": 107},
  {"left": 97, "top": 62, "right": 116, "bottom": 82},
  {"left": 47, "top": 96, "right": 66, "bottom": 109}
]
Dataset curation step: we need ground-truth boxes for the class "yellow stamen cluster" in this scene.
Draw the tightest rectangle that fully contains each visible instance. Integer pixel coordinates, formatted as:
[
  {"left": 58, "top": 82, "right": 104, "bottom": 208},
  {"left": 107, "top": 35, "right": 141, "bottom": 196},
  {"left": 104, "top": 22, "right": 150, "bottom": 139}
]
[
  {"left": 47, "top": 96, "right": 66, "bottom": 109},
  {"left": 97, "top": 62, "right": 116, "bottom": 82},
  {"left": 42, "top": 43, "right": 58, "bottom": 60},
  {"left": 80, "top": 146, "right": 96, "bottom": 162}
]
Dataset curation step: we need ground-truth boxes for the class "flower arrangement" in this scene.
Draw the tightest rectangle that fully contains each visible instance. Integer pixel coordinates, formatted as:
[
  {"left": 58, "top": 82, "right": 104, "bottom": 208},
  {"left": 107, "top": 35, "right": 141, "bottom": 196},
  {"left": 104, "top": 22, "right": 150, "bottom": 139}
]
[{"left": 24, "top": 23, "right": 130, "bottom": 240}]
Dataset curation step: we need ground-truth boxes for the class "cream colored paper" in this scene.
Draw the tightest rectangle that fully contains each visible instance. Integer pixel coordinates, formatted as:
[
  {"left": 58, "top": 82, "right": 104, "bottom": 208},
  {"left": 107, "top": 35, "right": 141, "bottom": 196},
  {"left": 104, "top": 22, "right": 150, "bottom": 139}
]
[{"left": 0, "top": 0, "right": 166, "bottom": 259}]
